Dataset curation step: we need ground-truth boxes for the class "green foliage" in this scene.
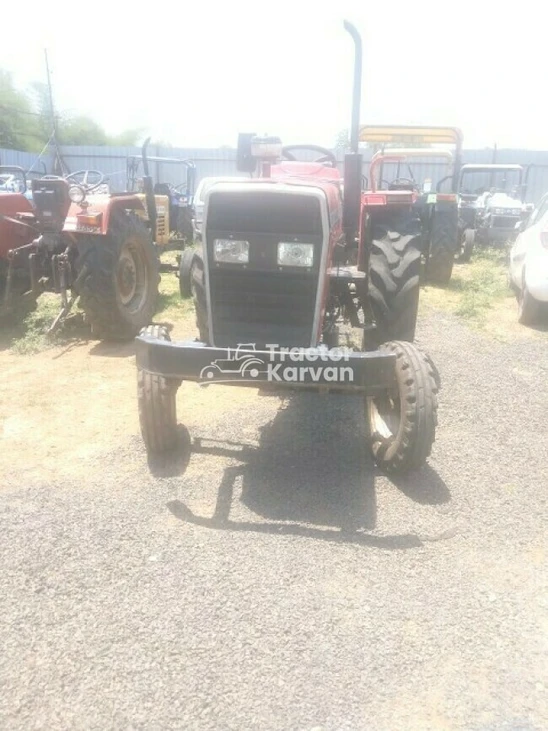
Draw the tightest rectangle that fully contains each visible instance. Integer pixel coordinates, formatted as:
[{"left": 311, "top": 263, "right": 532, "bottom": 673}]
[
  {"left": 0, "top": 68, "right": 145, "bottom": 150},
  {"left": 0, "top": 71, "right": 44, "bottom": 151}
]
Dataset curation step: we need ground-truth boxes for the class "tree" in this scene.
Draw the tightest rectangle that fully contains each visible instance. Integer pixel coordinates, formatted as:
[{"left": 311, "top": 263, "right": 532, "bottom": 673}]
[
  {"left": 1, "top": 69, "right": 146, "bottom": 151},
  {"left": 0, "top": 71, "right": 43, "bottom": 151},
  {"left": 334, "top": 128, "right": 350, "bottom": 152}
]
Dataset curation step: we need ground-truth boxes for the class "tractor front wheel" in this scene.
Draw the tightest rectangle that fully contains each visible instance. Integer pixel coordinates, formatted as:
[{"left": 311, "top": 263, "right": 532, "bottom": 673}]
[
  {"left": 76, "top": 212, "right": 159, "bottom": 340},
  {"left": 366, "top": 340, "right": 438, "bottom": 473},
  {"left": 137, "top": 325, "right": 181, "bottom": 453}
]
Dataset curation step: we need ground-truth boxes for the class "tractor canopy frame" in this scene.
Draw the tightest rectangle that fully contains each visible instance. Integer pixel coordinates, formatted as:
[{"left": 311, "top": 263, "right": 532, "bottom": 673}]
[
  {"left": 458, "top": 163, "right": 525, "bottom": 200},
  {"left": 359, "top": 125, "right": 463, "bottom": 193}
]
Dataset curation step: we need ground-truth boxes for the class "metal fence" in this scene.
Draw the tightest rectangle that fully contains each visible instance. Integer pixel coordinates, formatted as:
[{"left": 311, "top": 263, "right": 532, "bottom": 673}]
[{"left": 3, "top": 145, "right": 548, "bottom": 204}]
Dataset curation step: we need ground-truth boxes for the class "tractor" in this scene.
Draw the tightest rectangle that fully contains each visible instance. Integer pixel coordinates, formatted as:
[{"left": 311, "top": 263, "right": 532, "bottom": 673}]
[
  {"left": 358, "top": 126, "right": 464, "bottom": 284},
  {"left": 458, "top": 163, "right": 531, "bottom": 251},
  {"left": 126, "top": 138, "right": 196, "bottom": 248},
  {"left": 135, "top": 20, "right": 440, "bottom": 475},
  {"left": 0, "top": 167, "right": 160, "bottom": 339}
]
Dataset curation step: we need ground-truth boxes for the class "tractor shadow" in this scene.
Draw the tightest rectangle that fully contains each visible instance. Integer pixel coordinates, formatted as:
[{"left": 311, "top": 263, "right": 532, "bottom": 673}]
[{"left": 166, "top": 392, "right": 451, "bottom": 549}]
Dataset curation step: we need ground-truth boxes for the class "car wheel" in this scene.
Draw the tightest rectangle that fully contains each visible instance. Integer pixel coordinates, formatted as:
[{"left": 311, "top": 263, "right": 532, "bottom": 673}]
[{"left": 518, "top": 278, "right": 540, "bottom": 326}]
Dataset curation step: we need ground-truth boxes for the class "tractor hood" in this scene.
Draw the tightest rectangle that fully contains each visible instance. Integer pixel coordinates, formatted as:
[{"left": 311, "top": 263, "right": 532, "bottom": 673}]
[{"left": 483, "top": 192, "right": 523, "bottom": 211}]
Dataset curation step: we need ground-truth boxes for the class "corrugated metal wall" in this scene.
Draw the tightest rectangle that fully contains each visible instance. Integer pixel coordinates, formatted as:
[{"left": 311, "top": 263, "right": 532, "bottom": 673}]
[{"left": 3, "top": 145, "right": 548, "bottom": 204}]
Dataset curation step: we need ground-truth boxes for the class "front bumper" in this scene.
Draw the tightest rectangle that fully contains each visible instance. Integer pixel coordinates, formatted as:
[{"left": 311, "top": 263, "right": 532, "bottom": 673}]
[
  {"left": 135, "top": 337, "right": 397, "bottom": 393},
  {"left": 484, "top": 227, "right": 516, "bottom": 243}
]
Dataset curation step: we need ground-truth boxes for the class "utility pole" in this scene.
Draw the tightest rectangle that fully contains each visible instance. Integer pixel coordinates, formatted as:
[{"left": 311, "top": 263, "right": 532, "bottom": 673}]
[
  {"left": 44, "top": 49, "right": 57, "bottom": 139},
  {"left": 44, "top": 49, "right": 67, "bottom": 175}
]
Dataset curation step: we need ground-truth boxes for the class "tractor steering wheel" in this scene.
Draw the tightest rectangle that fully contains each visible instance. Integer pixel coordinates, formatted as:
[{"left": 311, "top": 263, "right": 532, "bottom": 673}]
[
  {"left": 389, "top": 177, "right": 418, "bottom": 191},
  {"left": 65, "top": 170, "right": 105, "bottom": 191},
  {"left": 281, "top": 145, "right": 338, "bottom": 168}
]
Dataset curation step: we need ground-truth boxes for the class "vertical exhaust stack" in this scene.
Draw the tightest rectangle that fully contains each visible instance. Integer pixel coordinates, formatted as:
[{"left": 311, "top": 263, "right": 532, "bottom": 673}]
[
  {"left": 141, "top": 136, "right": 157, "bottom": 237},
  {"left": 342, "top": 20, "right": 363, "bottom": 247}
]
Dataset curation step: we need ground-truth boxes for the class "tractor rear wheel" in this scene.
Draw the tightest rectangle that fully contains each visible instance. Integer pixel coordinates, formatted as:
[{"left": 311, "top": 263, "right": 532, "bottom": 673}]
[
  {"left": 76, "top": 212, "right": 159, "bottom": 340},
  {"left": 458, "top": 229, "right": 475, "bottom": 262},
  {"left": 368, "top": 210, "right": 422, "bottom": 343},
  {"left": 137, "top": 325, "right": 180, "bottom": 453},
  {"left": 426, "top": 204, "right": 458, "bottom": 285},
  {"left": 367, "top": 340, "right": 438, "bottom": 473},
  {"left": 176, "top": 206, "right": 194, "bottom": 242}
]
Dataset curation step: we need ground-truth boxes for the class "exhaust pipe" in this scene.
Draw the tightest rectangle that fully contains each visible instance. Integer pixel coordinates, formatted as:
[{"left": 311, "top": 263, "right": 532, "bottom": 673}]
[
  {"left": 342, "top": 20, "right": 363, "bottom": 248},
  {"left": 343, "top": 20, "right": 362, "bottom": 154},
  {"left": 141, "top": 136, "right": 157, "bottom": 238}
]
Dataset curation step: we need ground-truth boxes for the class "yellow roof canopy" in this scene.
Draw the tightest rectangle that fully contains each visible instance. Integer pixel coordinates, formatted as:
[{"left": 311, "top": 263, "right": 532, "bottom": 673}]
[{"left": 359, "top": 125, "right": 463, "bottom": 146}]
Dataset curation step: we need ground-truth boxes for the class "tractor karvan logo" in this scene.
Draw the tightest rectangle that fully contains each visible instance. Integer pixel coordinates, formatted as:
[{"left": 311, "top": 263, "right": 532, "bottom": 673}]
[{"left": 199, "top": 344, "right": 354, "bottom": 384}]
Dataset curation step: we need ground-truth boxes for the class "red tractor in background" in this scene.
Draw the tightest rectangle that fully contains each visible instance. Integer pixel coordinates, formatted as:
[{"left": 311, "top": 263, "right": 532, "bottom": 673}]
[
  {"left": 0, "top": 165, "right": 161, "bottom": 339},
  {"left": 359, "top": 126, "right": 464, "bottom": 284},
  {"left": 136, "top": 20, "right": 441, "bottom": 475}
]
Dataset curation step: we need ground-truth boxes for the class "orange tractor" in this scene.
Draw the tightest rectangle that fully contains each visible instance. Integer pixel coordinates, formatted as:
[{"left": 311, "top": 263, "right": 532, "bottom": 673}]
[{"left": 0, "top": 166, "right": 161, "bottom": 339}]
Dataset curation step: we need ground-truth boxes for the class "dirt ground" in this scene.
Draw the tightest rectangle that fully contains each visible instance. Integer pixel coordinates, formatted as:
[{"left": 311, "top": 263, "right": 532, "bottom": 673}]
[
  {"left": 1, "top": 265, "right": 548, "bottom": 730},
  {"left": 0, "top": 287, "right": 263, "bottom": 483},
  {"left": 0, "top": 260, "right": 545, "bottom": 485}
]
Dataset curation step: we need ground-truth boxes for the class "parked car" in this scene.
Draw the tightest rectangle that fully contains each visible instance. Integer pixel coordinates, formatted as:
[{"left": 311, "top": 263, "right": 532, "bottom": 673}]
[
  {"left": 192, "top": 176, "right": 249, "bottom": 240},
  {"left": 509, "top": 192, "right": 548, "bottom": 325}
]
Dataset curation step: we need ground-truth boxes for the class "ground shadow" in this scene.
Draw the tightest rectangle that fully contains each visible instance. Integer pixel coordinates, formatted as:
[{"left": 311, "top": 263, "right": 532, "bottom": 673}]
[
  {"left": 89, "top": 340, "right": 136, "bottom": 358},
  {"left": 163, "top": 392, "right": 450, "bottom": 550},
  {"left": 388, "top": 464, "right": 451, "bottom": 505},
  {"left": 147, "top": 425, "right": 192, "bottom": 478}
]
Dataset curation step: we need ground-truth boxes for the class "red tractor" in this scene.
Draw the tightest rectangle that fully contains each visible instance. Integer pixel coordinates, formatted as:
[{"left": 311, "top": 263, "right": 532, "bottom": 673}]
[
  {"left": 359, "top": 126, "right": 464, "bottom": 284},
  {"left": 0, "top": 168, "right": 160, "bottom": 339},
  {"left": 136, "top": 20, "right": 440, "bottom": 474}
]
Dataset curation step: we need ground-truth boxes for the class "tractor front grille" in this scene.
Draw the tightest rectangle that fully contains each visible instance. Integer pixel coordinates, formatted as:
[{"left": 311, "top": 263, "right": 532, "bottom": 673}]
[
  {"left": 492, "top": 215, "right": 519, "bottom": 229},
  {"left": 209, "top": 268, "right": 317, "bottom": 348}
]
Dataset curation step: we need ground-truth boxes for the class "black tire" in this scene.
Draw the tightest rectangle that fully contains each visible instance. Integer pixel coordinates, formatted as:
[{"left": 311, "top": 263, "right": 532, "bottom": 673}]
[
  {"left": 458, "top": 229, "right": 475, "bottom": 262},
  {"left": 137, "top": 325, "right": 180, "bottom": 453},
  {"left": 178, "top": 247, "right": 196, "bottom": 298},
  {"left": 176, "top": 206, "right": 194, "bottom": 241},
  {"left": 76, "top": 212, "right": 160, "bottom": 340},
  {"left": 426, "top": 203, "right": 458, "bottom": 285},
  {"left": 190, "top": 250, "right": 209, "bottom": 342},
  {"left": 518, "top": 275, "right": 540, "bottom": 326},
  {"left": 368, "top": 210, "right": 422, "bottom": 343},
  {"left": 367, "top": 340, "right": 438, "bottom": 474}
]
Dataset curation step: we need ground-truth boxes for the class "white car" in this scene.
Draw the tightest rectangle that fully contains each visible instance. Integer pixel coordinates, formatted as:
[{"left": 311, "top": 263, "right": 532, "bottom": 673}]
[
  {"left": 509, "top": 192, "right": 548, "bottom": 325},
  {"left": 192, "top": 176, "right": 249, "bottom": 240}
]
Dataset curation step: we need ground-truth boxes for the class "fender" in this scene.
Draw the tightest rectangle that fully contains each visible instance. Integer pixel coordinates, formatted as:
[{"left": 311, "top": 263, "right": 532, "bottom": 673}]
[
  {"left": 63, "top": 195, "right": 147, "bottom": 236},
  {"left": 0, "top": 193, "right": 36, "bottom": 258}
]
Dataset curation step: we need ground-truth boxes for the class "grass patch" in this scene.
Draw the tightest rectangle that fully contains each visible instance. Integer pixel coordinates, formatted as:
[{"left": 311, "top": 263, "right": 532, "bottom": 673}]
[
  {"left": 156, "top": 270, "right": 194, "bottom": 324},
  {"left": 1, "top": 295, "right": 88, "bottom": 355},
  {"left": 421, "top": 248, "right": 515, "bottom": 328}
]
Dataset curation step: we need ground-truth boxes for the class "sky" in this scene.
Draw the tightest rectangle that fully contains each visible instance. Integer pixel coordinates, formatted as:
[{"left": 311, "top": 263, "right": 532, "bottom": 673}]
[{"left": 0, "top": 0, "right": 544, "bottom": 150}]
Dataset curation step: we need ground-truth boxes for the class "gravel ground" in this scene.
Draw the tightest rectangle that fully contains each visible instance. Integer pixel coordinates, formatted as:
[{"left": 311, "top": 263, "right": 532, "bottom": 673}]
[{"left": 1, "top": 308, "right": 547, "bottom": 730}]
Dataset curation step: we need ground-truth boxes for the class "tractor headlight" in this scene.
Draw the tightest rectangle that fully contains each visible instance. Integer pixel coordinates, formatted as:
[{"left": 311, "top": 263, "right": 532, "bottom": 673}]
[
  {"left": 68, "top": 185, "right": 86, "bottom": 204},
  {"left": 213, "top": 238, "right": 249, "bottom": 264},
  {"left": 277, "top": 242, "right": 314, "bottom": 268}
]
